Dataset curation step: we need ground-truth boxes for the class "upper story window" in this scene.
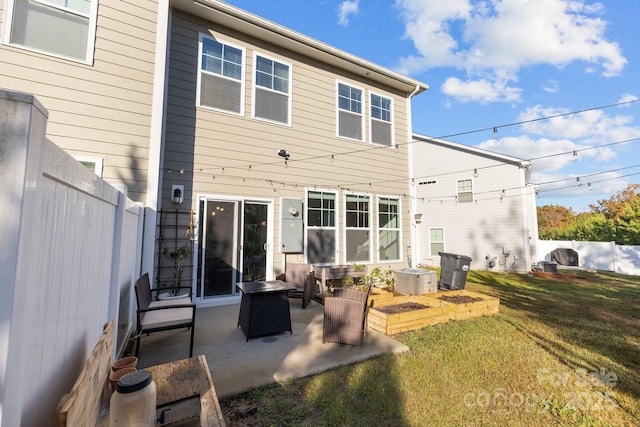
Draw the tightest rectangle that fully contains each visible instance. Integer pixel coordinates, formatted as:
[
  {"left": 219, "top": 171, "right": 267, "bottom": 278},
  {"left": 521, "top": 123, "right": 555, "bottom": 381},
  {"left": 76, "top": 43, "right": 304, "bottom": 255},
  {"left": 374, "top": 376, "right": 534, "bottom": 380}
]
[
  {"left": 198, "top": 34, "right": 245, "bottom": 114},
  {"left": 457, "top": 179, "right": 474, "bottom": 204},
  {"left": 371, "top": 93, "right": 393, "bottom": 146},
  {"left": 253, "top": 54, "right": 291, "bottom": 125},
  {"left": 378, "top": 196, "right": 401, "bottom": 261},
  {"left": 337, "top": 82, "right": 363, "bottom": 141},
  {"left": 4, "top": 0, "right": 98, "bottom": 63},
  {"left": 345, "top": 193, "right": 371, "bottom": 263}
]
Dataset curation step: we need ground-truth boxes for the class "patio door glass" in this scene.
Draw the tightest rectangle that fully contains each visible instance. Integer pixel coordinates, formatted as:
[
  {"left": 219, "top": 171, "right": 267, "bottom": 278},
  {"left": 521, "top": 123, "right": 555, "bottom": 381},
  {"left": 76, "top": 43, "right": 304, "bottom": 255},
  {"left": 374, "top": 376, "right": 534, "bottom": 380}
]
[
  {"left": 198, "top": 199, "right": 270, "bottom": 298},
  {"left": 242, "top": 203, "right": 268, "bottom": 282}
]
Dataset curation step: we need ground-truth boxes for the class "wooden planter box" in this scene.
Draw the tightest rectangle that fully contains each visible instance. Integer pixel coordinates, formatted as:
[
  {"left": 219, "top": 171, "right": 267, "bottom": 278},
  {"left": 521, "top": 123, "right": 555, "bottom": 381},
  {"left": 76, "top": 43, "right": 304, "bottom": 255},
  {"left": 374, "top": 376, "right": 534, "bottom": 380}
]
[
  {"left": 368, "top": 288, "right": 396, "bottom": 305},
  {"left": 422, "top": 290, "right": 499, "bottom": 321},
  {"left": 367, "top": 295, "right": 449, "bottom": 335}
]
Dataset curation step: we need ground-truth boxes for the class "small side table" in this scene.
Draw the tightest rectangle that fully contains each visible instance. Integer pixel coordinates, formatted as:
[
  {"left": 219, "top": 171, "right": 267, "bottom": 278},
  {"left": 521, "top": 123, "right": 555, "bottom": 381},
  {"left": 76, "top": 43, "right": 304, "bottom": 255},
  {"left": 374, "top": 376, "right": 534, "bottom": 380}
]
[{"left": 236, "top": 280, "right": 296, "bottom": 341}]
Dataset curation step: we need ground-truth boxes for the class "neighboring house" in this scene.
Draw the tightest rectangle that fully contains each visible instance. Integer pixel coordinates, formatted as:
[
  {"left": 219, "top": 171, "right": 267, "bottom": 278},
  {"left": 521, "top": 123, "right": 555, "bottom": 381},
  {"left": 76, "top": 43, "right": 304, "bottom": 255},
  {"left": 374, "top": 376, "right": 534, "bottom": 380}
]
[{"left": 410, "top": 134, "right": 538, "bottom": 274}]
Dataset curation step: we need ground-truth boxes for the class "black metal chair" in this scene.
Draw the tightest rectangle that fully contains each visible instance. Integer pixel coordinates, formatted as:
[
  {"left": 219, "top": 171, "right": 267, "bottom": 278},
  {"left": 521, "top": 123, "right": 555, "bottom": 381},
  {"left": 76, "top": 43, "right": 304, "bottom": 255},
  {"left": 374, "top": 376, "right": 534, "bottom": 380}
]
[{"left": 134, "top": 273, "right": 196, "bottom": 357}]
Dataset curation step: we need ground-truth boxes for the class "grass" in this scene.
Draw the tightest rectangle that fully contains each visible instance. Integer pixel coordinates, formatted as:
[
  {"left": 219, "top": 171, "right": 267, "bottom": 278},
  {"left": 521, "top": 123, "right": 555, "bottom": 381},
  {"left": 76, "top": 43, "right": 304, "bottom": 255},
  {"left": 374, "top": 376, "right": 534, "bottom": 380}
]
[{"left": 219, "top": 270, "right": 640, "bottom": 426}]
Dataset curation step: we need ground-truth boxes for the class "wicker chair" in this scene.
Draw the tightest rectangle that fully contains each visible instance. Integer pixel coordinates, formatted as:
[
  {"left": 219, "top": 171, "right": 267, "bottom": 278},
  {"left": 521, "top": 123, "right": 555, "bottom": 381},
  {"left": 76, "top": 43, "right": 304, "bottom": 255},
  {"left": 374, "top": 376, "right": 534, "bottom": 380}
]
[
  {"left": 278, "top": 263, "right": 315, "bottom": 309},
  {"left": 322, "top": 285, "right": 372, "bottom": 346}
]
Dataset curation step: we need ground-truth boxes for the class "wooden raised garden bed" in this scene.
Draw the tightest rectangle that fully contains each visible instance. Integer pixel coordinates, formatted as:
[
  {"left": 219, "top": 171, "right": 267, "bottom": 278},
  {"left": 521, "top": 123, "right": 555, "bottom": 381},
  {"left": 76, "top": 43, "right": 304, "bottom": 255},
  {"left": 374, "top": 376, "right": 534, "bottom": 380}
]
[
  {"left": 422, "top": 290, "right": 499, "bottom": 320},
  {"left": 367, "top": 295, "right": 449, "bottom": 335}
]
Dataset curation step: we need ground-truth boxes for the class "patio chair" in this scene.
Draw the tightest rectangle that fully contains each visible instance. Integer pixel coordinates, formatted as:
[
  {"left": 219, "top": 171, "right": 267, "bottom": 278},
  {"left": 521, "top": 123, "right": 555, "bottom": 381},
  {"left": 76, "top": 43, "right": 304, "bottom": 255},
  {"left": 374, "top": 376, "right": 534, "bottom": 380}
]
[
  {"left": 134, "top": 273, "right": 196, "bottom": 357},
  {"left": 278, "top": 263, "right": 315, "bottom": 308},
  {"left": 322, "top": 284, "right": 372, "bottom": 346}
]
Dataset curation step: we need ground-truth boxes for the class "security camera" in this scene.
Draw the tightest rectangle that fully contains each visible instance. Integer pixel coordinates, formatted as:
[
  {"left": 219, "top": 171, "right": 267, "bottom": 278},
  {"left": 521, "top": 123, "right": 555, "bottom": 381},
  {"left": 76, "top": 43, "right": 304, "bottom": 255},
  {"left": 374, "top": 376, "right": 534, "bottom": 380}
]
[{"left": 277, "top": 149, "right": 290, "bottom": 160}]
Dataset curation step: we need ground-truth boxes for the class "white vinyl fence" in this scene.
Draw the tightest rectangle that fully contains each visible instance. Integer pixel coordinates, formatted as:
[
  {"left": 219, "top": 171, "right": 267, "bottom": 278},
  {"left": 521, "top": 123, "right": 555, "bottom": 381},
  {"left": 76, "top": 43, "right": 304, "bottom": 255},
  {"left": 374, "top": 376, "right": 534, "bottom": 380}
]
[
  {"left": 0, "top": 91, "right": 144, "bottom": 426},
  {"left": 537, "top": 240, "right": 640, "bottom": 276}
]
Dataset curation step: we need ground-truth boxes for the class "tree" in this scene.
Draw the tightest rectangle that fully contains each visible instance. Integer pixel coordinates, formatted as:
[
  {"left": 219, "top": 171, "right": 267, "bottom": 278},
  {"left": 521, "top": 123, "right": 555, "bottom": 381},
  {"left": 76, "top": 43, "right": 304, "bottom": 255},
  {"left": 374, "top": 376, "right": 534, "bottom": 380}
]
[
  {"left": 589, "top": 183, "right": 640, "bottom": 221},
  {"left": 537, "top": 205, "right": 575, "bottom": 238}
]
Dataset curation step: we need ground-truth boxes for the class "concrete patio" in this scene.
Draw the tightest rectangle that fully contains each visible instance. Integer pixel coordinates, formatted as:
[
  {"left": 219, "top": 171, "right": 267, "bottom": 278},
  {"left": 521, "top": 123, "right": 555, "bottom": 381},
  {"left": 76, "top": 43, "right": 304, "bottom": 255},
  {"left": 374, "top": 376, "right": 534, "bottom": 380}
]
[{"left": 135, "top": 299, "right": 409, "bottom": 398}]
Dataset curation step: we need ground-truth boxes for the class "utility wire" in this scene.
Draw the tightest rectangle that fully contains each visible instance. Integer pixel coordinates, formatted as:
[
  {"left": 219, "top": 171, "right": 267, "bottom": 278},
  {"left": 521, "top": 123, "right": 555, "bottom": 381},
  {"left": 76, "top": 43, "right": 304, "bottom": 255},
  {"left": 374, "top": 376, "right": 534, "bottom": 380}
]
[{"left": 185, "top": 98, "right": 640, "bottom": 174}]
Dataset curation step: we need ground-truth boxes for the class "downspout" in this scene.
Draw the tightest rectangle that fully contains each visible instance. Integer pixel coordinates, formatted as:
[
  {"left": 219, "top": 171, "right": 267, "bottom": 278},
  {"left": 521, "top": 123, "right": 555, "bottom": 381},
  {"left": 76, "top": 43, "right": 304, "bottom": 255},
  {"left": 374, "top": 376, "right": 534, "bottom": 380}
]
[
  {"left": 142, "top": 0, "right": 170, "bottom": 282},
  {"left": 519, "top": 162, "right": 533, "bottom": 272},
  {"left": 407, "top": 85, "right": 422, "bottom": 268}
]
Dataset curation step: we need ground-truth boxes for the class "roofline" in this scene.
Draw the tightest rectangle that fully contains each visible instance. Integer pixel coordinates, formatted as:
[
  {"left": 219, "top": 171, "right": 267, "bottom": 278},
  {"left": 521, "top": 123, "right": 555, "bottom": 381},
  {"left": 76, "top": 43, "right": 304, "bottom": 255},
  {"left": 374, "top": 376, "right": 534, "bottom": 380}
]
[
  {"left": 172, "top": 0, "right": 429, "bottom": 96},
  {"left": 412, "top": 133, "right": 532, "bottom": 168}
]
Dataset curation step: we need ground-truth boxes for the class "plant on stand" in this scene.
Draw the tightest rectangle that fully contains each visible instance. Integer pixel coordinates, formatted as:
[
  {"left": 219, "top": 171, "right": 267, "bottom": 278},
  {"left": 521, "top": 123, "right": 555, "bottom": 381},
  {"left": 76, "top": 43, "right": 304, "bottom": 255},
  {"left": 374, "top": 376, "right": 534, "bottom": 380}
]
[{"left": 169, "top": 243, "right": 191, "bottom": 296}]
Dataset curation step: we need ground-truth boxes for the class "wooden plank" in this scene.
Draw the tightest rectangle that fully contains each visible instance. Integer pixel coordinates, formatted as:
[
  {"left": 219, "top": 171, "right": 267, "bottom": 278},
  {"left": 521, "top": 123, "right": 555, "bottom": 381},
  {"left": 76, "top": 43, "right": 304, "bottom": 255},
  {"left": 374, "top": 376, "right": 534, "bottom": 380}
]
[
  {"left": 56, "top": 321, "right": 114, "bottom": 426},
  {"left": 367, "top": 295, "right": 449, "bottom": 335},
  {"left": 150, "top": 356, "right": 226, "bottom": 427}
]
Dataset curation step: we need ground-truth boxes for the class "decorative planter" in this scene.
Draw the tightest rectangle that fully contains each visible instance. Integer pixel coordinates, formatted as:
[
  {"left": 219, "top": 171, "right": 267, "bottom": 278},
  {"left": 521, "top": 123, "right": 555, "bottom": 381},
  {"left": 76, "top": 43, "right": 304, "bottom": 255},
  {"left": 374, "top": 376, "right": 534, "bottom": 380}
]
[
  {"left": 422, "top": 290, "right": 499, "bottom": 320},
  {"left": 367, "top": 295, "right": 449, "bottom": 335},
  {"left": 368, "top": 288, "right": 396, "bottom": 305}
]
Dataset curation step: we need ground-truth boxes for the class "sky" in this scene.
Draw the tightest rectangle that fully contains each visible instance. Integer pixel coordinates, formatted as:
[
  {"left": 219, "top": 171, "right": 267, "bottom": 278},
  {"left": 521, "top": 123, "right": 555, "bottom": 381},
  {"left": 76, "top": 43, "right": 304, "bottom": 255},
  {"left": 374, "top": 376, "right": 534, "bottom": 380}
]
[{"left": 225, "top": 0, "right": 640, "bottom": 212}]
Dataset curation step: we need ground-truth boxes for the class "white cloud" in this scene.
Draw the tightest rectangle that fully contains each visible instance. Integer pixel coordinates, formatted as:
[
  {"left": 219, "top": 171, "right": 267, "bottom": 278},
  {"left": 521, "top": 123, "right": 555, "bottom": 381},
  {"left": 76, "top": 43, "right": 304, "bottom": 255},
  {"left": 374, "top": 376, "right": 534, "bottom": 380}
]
[
  {"left": 516, "top": 105, "right": 640, "bottom": 147},
  {"left": 338, "top": 1, "right": 360, "bottom": 26},
  {"left": 442, "top": 75, "right": 521, "bottom": 103},
  {"left": 619, "top": 93, "right": 639, "bottom": 106},
  {"left": 394, "top": 0, "right": 627, "bottom": 103}
]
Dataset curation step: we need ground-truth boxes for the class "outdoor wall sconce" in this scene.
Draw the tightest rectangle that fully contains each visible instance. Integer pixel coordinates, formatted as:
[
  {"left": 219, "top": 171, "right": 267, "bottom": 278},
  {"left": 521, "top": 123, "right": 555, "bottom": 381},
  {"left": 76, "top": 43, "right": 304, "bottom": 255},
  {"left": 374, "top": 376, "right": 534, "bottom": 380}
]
[
  {"left": 277, "top": 149, "right": 290, "bottom": 160},
  {"left": 171, "top": 185, "right": 184, "bottom": 205}
]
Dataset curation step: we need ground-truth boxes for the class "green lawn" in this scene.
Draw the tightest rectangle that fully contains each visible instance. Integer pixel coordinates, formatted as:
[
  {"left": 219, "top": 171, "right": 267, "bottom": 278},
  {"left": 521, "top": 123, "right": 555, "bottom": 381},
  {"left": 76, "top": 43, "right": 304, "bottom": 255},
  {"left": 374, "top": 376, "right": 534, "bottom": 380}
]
[{"left": 220, "top": 270, "right": 640, "bottom": 426}]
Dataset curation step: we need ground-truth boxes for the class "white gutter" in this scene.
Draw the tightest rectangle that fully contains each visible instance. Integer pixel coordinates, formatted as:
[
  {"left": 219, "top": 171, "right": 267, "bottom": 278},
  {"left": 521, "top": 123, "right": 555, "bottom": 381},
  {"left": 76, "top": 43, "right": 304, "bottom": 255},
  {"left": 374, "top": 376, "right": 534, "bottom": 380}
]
[
  {"left": 407, "top": 85, "right": 424, "bottom": 268},
  {"left": 143, "top": 0, "right": 171, "bottom": 281}
]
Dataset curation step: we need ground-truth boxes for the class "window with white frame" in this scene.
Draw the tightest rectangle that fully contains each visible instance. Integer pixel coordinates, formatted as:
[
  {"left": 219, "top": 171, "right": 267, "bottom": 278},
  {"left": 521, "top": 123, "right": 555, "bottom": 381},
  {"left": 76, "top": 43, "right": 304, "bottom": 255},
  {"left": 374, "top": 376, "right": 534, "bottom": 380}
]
[
  {"left": 5, "top": 0, "right": 97, "bottom": 62},
  {"left": 306, "top": 190, "right": 337, "bottom": 264},
  {"left": 337, "top": 82, "right": 363, "bottom": 140},
  {"left": 345, "top": 194, "right": 371, "bottom": 263},
  {"left": 253, "top": 54, "right": 291, "bottom": 124},
  {"left": 457, "top": 179, "right": 474, "bottom": 204},
  {"left": 378, "top": 197, "right": 401, "bottom": 261},
  {"left": 429, "top": 228, "right": 444, "bottom": 256},
  {"left": 73, "top": 155, "right": 103, "bottom": 177},
  {"left": 370, "top": 93, "right": 393, "bottom": 146},
  {"left": 198, "top": 34, "right": 244, "bottom": 114}
]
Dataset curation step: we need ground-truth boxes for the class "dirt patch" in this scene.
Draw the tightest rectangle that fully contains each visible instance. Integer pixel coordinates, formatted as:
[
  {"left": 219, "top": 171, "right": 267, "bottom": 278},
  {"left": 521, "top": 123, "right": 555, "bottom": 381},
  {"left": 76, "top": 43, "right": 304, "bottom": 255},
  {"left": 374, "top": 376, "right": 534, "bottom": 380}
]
[
  {"left": 375, "top": 302, "right": 430, "bottom": 314},
  {"left": 532, "top": 271, "right": 587, "bottom": 280},
  {"left": 438, "top": 295, "right": 484, "bottom": 304}
]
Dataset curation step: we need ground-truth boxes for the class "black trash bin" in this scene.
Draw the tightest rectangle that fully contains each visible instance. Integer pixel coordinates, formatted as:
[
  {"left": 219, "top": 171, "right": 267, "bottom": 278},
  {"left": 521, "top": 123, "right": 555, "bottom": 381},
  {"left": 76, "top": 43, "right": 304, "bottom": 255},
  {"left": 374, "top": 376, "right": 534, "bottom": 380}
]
[{"left": 438, "top": 252, "right": 472, "bottom": 290}]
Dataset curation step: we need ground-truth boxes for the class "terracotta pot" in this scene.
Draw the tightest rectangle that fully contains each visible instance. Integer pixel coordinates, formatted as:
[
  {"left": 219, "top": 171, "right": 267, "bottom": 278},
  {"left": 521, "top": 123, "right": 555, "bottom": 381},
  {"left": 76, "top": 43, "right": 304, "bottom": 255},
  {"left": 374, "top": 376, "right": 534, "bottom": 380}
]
[
  {"left": 111, "top": 356, "right": 138, "bottom": 372},
  {"left": 109, "top": 367, "right": 137, "bottom": 391}
]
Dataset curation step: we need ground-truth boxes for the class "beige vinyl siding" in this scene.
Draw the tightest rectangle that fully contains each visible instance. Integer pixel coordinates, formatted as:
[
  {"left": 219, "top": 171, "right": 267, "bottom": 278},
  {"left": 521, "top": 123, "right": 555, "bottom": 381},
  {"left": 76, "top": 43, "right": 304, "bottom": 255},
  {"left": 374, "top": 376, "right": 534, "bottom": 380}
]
[
  {"left": 0, "top": 0, "right": 158, "bottom": 202},
  {"left": 165, "top": 11, "right": 413, "bottom": 267}
]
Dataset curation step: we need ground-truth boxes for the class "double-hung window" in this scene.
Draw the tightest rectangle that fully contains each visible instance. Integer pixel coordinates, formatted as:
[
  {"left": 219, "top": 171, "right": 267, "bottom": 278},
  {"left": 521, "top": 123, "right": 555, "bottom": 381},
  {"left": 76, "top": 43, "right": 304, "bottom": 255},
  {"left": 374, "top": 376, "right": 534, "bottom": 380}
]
[
  {"left": 337, "top": 82, "right": 363, "bottom": 141},
  {"left": 198, "top": 34, "right": 245, "bottom": 114},
  {"left": 345, "top": 194, "right": 371, "bottom": 263},
  {"left": 457, "top": 179, "right": 474, "bottom": 204},
  {"left": 306, "top": 190, "right": 337, "bottom": 264},
  {"left": 378, "top": 197, "right": 401, "bottom": 261},
  {"left": 370, "top": 93, "right": 393, "bottom": 146},
  {"left": 4, "top": 0, "right": 98, "bottom": 63},
  {"left": 253, "top": 54, "right": 291, "bottom": 125},
  {"left": 429, "top": 228, "right": 445, "bottom": 256}
]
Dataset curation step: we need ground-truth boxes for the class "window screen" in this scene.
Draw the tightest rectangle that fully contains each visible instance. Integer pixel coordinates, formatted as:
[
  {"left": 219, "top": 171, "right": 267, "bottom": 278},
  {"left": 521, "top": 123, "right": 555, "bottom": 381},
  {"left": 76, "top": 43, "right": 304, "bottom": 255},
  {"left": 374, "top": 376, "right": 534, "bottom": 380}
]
[
  {"left": 9, "top": 0, "right": 95, "bottom": 61},
  {"left": 338, "top": 83, "right": 363, "bottom": 140},
  {"left": 199, "top": 36, "right": 244, "bottom": 113}
]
